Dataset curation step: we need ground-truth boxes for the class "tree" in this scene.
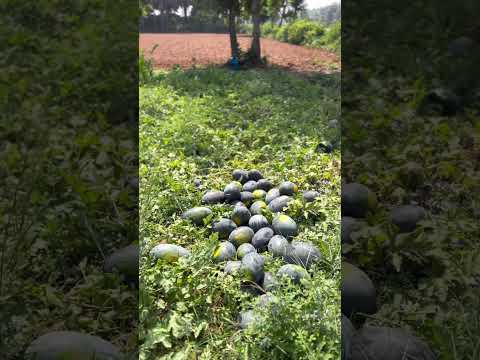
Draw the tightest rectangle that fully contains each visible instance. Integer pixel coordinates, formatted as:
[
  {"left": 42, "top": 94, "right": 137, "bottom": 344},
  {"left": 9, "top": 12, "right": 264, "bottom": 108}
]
[
  {"left": 226, "top": 0, "right": 241, "bottom": 58},
  {"left": 249, "top": 0, "right": 262, "bottom": 62}
]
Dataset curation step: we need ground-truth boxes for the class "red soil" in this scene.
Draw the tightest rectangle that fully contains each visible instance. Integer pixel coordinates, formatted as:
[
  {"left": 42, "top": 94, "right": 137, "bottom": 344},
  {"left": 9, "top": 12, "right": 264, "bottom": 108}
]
[{"left": 140, "top": 33, "right": 340, "bottom": 73}]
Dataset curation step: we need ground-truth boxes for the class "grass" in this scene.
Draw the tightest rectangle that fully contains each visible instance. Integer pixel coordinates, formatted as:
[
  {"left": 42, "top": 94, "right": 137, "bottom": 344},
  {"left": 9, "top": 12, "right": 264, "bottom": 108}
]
[
  {"left": 342, "top": 2, "right": 480, "bottom": 357},
  {"left": 139, "top": 67, "right": 341, "bottom": 359}
]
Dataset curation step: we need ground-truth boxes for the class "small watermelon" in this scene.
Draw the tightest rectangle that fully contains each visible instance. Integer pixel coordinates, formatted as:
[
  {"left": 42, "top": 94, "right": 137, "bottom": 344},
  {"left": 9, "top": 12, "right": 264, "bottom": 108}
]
[
  {"left": 252, "top": 227, "right": 274, "bottom": 251},
  {"left": 272, "top": 214, "right": 298, "bottom": 239},
  {"left": 150, "top": 244, "right": 190, "bottom": 262},
  {"left": 228, "top": 226, "right": 254, "bottom": 247},
  {"left": 182, "top": 207, "right": 212, "bottom": 225},
  {"left": 212, "top": 242, "right": 237, "bottom": 262},
  {"left": 249, "top": 214, "right": 270, "bottom": 232}
]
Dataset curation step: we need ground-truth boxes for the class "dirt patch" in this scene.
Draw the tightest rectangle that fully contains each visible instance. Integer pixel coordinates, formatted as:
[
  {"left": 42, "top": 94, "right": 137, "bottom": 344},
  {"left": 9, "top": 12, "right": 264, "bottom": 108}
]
[{"left": 140, "top": 33, "right": 340, "bottom": 73}]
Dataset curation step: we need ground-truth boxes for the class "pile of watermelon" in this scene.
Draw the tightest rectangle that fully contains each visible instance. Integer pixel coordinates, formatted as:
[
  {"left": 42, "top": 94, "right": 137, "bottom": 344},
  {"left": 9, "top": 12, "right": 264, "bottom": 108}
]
[{"left": 151, "top": 169, "right": 323, "bottom": 328}]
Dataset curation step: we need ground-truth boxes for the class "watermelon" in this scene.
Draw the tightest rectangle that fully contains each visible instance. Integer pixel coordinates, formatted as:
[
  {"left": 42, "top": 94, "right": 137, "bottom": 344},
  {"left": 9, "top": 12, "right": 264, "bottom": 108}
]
[
  {"left": 240, "top": 252, "right": 265, "bottom": 284},
  {"left": 212, "top": 218, "right": 237, "bottom": 239},
  {"left": 248, "top": 169, "right": 263, "bottom": 181},
  {"left": 283, "top": 241, "right": 321, "bottom": 269},
  {"left": 277, "top": 264, "right": 310, "bottom": 284},
  {"left": 279, "top": 181, "right": 298, "bottom": 196},
  {"left": 342, "top": 183, "right": 377, "bottom": 218},
  {"left": 265, "top": 188, "right": 281, "bottom": 204},
  {"left": 248, "top": 214, "right": 270, "bottom": 232},
  {"left": 150, "top": 244, "right": 190, "bottom": 262},
  {"left": 233, "top": 169, "right": 249, "bottom": 184},
  {"left": 212, "top": 241, "right": 237, "bottom": 262},
  {"left": 268, "top": 195, "right": 293, "bottom": 213},
  {"left": 201, "top": 190, "right": 225, "bottom": 204},
  {"left": 231, "top": 205, "right": 251, "bottom": 226},
  {"left": 243, "top": 180, "right": 257, "bottom": 192},
  {"left": 342, "top": 262, "right": 377, "bottom": 318},
  {"left": 182, "top": 207, "right": 212, "bottom": 225},
  {"left": 237, "top": 243, "right": 257, "bottom": 259},
  {"left": 351, "top": 326, "right": 436, "bottom": 360},
  {"left": 252, "top": 227, "right": 274, "bottom": 251},
  {"left": 389, "top": 205, "right": 426, "bottom": 233},
  {"left": 228, "top": 226, "right": 254, "bottom": 247},
  {"left": 272, "top": 214, "right": 298, "bottom": 239},
  {"left": 103, "top": 244, "right": 139, "bottom": 282},
  {"left": 256, "top": 179, "right": 273, "bottom": 191},
  {"left": 25, "top": 331, "right": 123, "bottom": 360},
  {"left": 250, "top": 200, "right": 267, "bottom": 215},
  {"left": 267, "top": 235, "right": 289, "bottom": 258}
]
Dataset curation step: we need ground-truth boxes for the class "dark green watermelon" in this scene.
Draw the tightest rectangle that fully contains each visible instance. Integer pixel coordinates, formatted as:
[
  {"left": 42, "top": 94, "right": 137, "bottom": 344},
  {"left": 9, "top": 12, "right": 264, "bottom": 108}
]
[
  {"left": 201, "top": 190, "right": 225, "bottom": 204},
  {"left": 351, "top": 326, "right": 436, "bottom": 360},
  {"left": 243, "top": 180, "right": 257, "bottom": 192},
  {"left": 252, "top": 227, "right": 274, "bottom": 251},
  {"left": 265, "top": 188, "right": 281, "bottom": 204},
  {"left": 182, "top": 207, "right": 212, "bottom": 225},
  {"left": 212, "top": 218, "right": 237, "bottom": 239},
  {"left": 252, "top": 189, "right": 267, "bottom": 200},
  {"left": 341, "top": 183, "right": 377, "bottom": 218},
  {"left": 248, "top": 169, "right": 263, "bottom": 181},
  {"left": 240, "top": 252, "right": 265, "bottom": 284},
  {"left": 25, "top": 331, "right": 124, "bottom": 360},
  {"left": 268, "top": 195, "right": 293, "bottom": 213},
  {"left": 262, "top": 271, "right": 278, "bottom": 292},
  {"left": 237, "top": 243, "right": 257, "bottom": 259},
  {"left": 240, "top": 191, "right": 255, "bottom": 206},
  {"left": 150, "top": 244, "right": 190, "bottom": 262},
  {"left": 212, "top": 241, "right": 237, "bottom": 262},
  {"left": 267, "top": 235, "right": 289, "bottom": 257},
  {"left": 389, "top": 205, "right": 426, "bottom": 233},
  {"left": 272, "top": 214, "right": 298, "bottom": 239},
  {"left": 256, "top": 179, "right": 273, "bottom": 191},
  {"left": 232, "top": 169, "right": 249, "bottom": 184},
  {"left": 231, "top": 205, "right": 251, "bottom": 226},
  {"left": 250, "top": 200, "right": 267, "bottom": 215},
  {"left": 224, "top": 260, "right": 242, "bottom": 275},
  {"left": 303, "top": 190, "right": 320, "bottom": 202},
  {"left": 248, "top": 214, "right": 270, "bottom": 232},
  {"left": 283, "top": 241, "right": 321, "bottom": 269},
  {"left": 228, "top": 226, "right": 254, "bottom": 247},
  {"left": 342, "top": 262, "right": 377, "bottom": 318},
  {"left": 224, "top": 182, "right": 242, "bottom": 202},
  {"left": 279, "top": 181, "right": 298, "bottom": 196},
  {"left": 103, "top": 244, "right": 139, "bottom": 284},
  {"left": 277, "top": 264, "right": 310, "bottom": 284},
  {"left": 341, "top": 217, "right": 365, "bottom": 244},
  {"left": 342, "top": 315, "right": 356, "bottom": 360}
]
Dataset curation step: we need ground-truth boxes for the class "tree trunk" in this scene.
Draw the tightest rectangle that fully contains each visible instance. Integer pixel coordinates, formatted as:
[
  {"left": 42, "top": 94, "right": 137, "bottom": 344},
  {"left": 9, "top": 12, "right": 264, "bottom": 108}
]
[
  {"left": 228, "top": 9, "right": 240, "bottom": 58},
  {"left": 279, "top": 1, "right": 287, "bottom": 26},
  {"left": 250, "top": 0, "right": 262, "bottom": 62}
]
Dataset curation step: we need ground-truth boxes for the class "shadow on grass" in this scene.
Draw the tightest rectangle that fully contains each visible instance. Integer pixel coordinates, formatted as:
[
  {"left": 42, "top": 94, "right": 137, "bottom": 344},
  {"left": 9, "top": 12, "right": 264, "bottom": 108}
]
[{"left": 147, "top": 64, "right": 340, "bottom": 102}]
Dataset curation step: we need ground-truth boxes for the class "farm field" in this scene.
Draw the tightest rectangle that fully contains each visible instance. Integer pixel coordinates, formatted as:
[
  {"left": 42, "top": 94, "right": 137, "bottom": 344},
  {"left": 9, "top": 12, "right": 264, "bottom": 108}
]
[
  {"left": 140, "top": 33, "right": 339, "bottom": 73},
  {"left": 139, "top": 65, "right": 341, "bottom": 359}
]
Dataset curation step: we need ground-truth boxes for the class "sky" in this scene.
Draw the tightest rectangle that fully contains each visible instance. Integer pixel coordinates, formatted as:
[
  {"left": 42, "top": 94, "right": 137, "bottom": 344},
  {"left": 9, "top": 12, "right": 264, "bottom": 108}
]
[{"left": 305, "top": 0, "right": 340, "bottom": 9}]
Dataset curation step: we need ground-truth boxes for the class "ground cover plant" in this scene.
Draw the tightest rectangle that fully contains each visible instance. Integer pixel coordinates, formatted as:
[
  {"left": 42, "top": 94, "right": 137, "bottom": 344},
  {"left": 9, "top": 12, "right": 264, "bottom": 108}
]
[
  {"left": 1, "top": 0, "right": 138, "bottom": 358},
  {"left": 139, "top": 67, "right": 341, "bottom": 359},
  {"left": 341, "top": 1, "right": 480, "bottom": 359}
]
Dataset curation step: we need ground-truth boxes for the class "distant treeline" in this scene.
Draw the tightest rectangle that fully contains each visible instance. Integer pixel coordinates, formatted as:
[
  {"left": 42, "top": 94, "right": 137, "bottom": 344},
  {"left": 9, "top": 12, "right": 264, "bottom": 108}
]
[
  {"left": 139, "top": 0, "right": 341, "bottom": 34},
  {"left": 139, "top": 13, "right": 228, "bottom": 33},
  {"left": 303, "top": 3, "right": 340, "bottom": 24}
]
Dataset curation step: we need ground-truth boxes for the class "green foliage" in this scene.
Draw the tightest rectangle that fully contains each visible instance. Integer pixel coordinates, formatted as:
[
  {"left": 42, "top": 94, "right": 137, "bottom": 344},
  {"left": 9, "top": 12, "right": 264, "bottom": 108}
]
[
  {"left": 241, "top": 20, "right": 341, "bottom": 52},
  {"left": 140, "top": 68, "right": 340, "bottom": 359},
  {"left": 1, "top": 0, "right": 138, "bottom": 357},
  {"left": 342, "top": 1, "right": 480, "bottom": 357},
  {"left": 282, "top": 19, "right": 325, "bottom": 45}
]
